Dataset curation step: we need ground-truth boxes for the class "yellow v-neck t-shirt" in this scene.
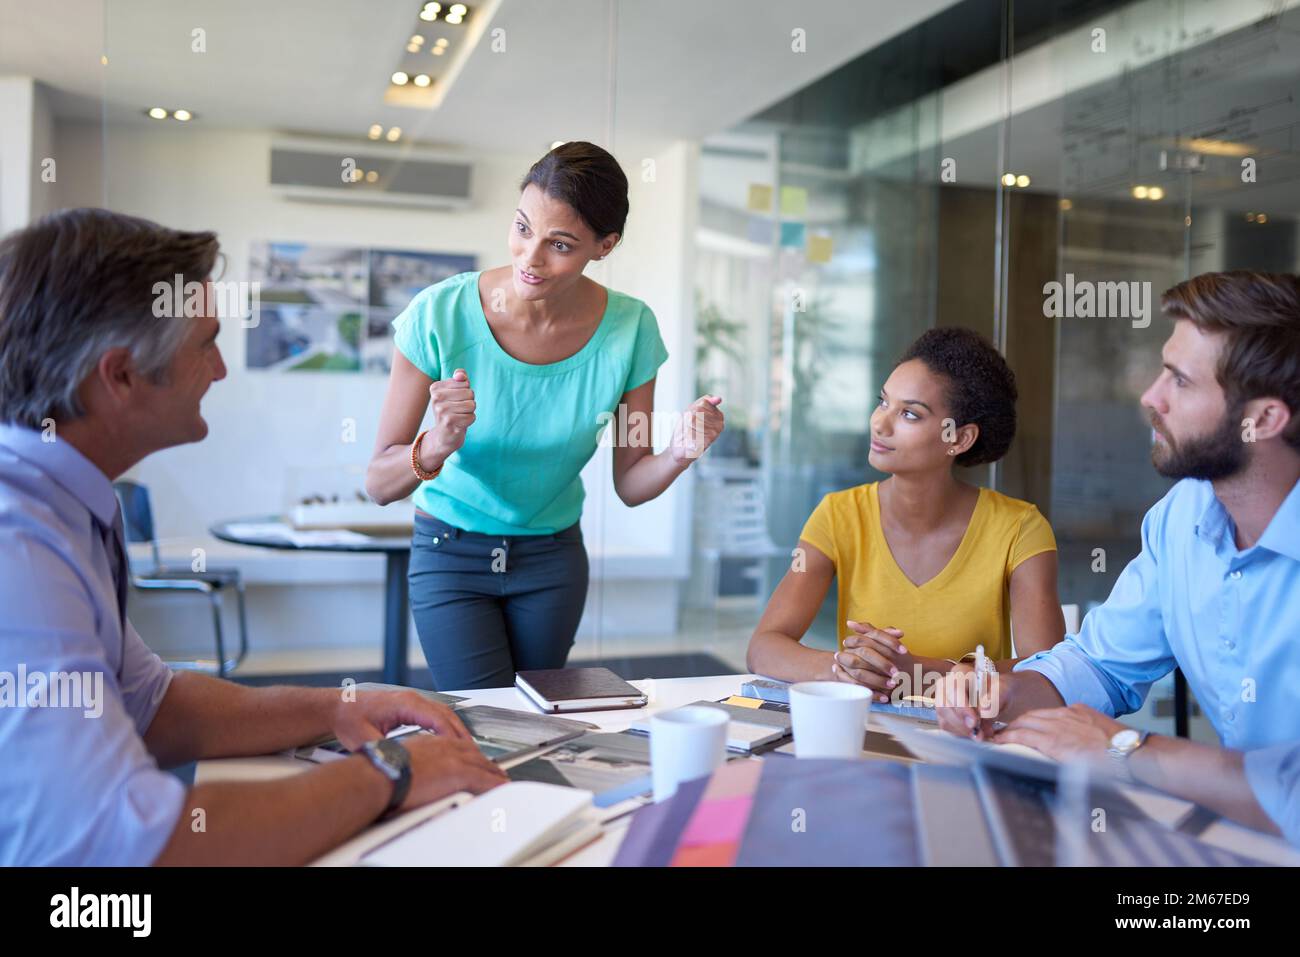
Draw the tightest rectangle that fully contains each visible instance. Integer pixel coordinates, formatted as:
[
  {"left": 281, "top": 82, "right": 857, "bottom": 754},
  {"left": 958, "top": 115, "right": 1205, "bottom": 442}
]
[{"left": 799, "top": 482, "right": 1056, "bottom": 660}]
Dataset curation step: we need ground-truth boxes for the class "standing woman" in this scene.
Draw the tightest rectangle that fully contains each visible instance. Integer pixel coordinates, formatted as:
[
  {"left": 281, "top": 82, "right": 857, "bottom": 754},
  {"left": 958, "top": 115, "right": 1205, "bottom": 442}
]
[{"left": 366, "top": 142, "right": 724, "bottom": 690}]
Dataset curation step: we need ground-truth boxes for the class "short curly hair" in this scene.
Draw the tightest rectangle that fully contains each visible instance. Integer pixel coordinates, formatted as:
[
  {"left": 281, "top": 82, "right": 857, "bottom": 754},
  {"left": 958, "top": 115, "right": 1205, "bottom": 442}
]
[{"left": 897, "top": 327, "right": 1017, "bottom": 467}]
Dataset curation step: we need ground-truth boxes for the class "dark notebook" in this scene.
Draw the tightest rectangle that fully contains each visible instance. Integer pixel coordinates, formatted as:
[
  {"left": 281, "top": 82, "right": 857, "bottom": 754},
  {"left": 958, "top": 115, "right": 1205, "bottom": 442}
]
[{"left": 515, "top": 667, "right": 648, "bottom": 713}]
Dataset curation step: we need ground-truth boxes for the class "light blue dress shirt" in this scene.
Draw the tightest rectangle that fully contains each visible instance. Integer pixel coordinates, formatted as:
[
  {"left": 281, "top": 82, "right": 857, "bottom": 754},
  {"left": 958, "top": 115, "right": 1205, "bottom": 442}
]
[
  {"left": 1243, "top": 741, "right": 1300, "bottom": 846},
  {"left": 1016, "top": 476, "right": 1300, "bottom": 749},
  {"left": 1015, "top": 476, "right": 1300, "bottom": 841},
  {"left": 0, "top": 423, "right": 183, "bottom": 865}
]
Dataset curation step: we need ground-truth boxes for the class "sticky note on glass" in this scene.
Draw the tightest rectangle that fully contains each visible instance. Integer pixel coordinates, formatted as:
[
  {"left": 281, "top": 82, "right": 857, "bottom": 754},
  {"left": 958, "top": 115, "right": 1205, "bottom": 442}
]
[
  {"left": 779, "top": 185, "right": 808, "bottom": 216},
  {"left": 779, "top": 221, "right": 806, "bottom": 248},
  {"left": 746, "top": 216, "right": 776, "bottom": 244},
  {"left": 722, "top": 695, "right": 764, "bottom": 709},
  {"left": 807, "top": 233, "right": 833, "bottom": 263},
  {"left": 747, "top": 183, "right": 773, "bottom": 212}
]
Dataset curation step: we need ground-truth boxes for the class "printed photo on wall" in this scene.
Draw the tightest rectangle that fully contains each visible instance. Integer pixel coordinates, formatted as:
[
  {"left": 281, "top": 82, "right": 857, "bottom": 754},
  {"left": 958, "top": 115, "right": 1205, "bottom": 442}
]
[{"left": 247, "top": 241, "right": 476, "bottom": 374}]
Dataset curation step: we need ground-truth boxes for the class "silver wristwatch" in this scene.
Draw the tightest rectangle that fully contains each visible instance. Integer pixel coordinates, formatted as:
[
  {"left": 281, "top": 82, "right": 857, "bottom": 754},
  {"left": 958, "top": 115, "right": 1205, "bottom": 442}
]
[{"left": 1107, "top": 728, "right": 1150, "bottom": 782}]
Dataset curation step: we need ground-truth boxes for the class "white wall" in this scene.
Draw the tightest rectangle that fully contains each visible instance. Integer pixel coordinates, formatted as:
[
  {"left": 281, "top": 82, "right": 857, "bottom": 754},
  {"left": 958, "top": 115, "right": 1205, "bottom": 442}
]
[
  {"left": 52, "top": 120, "right": 699, "bottom": 654},
  {"left": 0, "top": 76, "right": 35, "bottom": 233}
]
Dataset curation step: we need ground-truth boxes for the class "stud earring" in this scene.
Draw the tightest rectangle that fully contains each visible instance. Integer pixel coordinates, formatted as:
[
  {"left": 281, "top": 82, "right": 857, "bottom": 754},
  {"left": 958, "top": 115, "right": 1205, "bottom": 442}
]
[{"left": 947, "top": 448, "right": 957, "bottom": 455}]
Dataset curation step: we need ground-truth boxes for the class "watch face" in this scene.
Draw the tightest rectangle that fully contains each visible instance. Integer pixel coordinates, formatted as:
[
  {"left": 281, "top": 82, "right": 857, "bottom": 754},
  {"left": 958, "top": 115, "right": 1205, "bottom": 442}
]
[
  {"left": 375, "top": 738, "right": 411, "bottom": 773},
  {"left": 1111, "top": 729, "right": 1140, "bottom": 752}
]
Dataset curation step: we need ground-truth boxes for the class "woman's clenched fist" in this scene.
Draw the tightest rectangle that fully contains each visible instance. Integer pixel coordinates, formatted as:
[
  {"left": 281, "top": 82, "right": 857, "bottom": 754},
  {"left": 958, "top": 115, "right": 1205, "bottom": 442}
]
[{"left": 418, "top": 368, "right": 476, "bottom": 471}]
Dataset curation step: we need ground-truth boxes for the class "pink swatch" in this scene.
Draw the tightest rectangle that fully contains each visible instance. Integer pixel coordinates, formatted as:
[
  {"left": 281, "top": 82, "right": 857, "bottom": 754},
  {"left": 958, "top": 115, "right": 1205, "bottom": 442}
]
[{"left": 678, "top": 795, "right": 754, "bottom": 847}]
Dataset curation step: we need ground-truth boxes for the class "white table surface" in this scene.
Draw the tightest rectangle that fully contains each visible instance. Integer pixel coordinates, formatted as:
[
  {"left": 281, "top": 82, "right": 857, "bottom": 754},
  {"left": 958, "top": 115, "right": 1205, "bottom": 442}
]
[{"left": 195, "top": 673, "right": 1300, "bottom": 866}]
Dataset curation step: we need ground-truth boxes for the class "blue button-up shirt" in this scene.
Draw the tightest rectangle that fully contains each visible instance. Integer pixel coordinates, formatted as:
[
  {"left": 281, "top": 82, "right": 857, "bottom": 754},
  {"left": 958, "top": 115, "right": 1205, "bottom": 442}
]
[
  {"left": 1016, "top": 476, "right": 1300, "bottom": 752},
  {"left": 1244, "top": 741, "right": 1300, "bottom": 846},
  {"left": 0, "top": 423, "right": 183, "bottom": 865}
]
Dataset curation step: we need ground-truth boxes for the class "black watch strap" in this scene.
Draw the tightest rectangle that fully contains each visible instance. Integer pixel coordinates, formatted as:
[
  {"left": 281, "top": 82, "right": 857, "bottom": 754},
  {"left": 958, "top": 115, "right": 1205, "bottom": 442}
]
[{"left": 360, "top": 738, "right": 412, "bottom": 817}]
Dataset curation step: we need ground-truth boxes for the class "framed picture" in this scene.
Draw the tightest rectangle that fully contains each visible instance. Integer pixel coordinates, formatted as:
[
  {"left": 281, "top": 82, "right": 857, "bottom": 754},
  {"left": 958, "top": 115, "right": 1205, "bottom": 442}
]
[{"left": 247, "top": 241, "right": 476, "bottom": 374}]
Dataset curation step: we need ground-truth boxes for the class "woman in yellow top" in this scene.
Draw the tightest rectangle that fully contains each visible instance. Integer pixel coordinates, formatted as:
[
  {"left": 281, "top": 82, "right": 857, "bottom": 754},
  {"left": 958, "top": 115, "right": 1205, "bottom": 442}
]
[{"left": 747, "top": 327, "right": 1065, "bottom": 703}]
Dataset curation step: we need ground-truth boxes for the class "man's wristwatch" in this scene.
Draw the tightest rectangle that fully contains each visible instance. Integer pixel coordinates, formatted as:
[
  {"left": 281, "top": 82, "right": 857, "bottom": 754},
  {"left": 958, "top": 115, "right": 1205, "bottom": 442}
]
[
  {"left": 1107, "top": 728, "right": 1150, "bottom": 783},
  {"left": 358, "top": 738, "right": 412, "bottom": 818}
]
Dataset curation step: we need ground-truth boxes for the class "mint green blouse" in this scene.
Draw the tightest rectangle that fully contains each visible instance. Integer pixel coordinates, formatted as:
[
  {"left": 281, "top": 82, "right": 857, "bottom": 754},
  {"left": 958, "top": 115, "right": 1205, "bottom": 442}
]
[{"left": 392, "top": 270, "right": 668, "bottom": 535}]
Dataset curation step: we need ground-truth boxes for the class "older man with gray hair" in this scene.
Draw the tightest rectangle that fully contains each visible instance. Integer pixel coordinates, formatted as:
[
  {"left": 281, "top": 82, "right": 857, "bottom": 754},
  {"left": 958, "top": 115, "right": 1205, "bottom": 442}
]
[{"left": 0, "top": 208, "right": 505, "bottom": 865}]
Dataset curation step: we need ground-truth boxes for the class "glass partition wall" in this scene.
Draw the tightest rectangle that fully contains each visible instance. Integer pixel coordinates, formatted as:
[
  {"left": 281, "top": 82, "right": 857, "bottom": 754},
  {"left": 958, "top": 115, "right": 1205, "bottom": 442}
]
[
  {"left": 685, "top": 0, "right": 1300, "bottom": 742},
  {"left": 81, "top": 1, "right": 1299, "bottom": 722}
]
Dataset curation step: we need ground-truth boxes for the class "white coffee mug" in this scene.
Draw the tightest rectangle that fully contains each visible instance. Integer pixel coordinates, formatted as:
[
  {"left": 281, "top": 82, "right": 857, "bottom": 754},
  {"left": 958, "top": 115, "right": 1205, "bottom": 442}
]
[
  {"left": 650, "top": 705, "right": 728, "bottom": 801},
  {"left": 789, "top": 681, "right": 871, "bottom": 758}
]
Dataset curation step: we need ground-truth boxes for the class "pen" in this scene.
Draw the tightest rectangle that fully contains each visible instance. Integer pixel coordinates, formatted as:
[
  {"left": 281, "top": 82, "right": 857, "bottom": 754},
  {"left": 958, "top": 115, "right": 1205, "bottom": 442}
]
[{"left": 972, "top": 644, "right": 986, "bottom": 739}]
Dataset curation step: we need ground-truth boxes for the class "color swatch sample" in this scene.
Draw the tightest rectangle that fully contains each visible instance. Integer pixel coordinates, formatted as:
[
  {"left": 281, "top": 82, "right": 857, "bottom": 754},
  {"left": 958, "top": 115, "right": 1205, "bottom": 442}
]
[
  {"left": 669, "top": 760, "right": 762, "bottom": 867},
  {"left": 614, "top": 757, "right": 922, "bottom": 867},
  {"left": 721, "top": 695, "right": 765, "bottom": 709}
]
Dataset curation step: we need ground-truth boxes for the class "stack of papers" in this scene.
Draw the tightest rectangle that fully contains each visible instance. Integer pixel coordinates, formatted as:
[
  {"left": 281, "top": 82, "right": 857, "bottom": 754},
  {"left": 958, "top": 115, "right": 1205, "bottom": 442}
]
[{"left": 222, "top": 521, "right": 374, "bottom": 548}]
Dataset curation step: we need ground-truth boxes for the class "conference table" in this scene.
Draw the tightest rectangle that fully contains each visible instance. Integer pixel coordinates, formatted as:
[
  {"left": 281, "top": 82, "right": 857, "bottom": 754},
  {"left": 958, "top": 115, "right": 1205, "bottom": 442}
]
[{"left": 194, "top": 673, "right": 1300, "bottom": 867}]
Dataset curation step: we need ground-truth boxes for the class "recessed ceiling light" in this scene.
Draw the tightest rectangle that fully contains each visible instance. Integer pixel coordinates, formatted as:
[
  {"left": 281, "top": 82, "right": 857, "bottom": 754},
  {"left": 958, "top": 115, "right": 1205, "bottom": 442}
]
[
  {"left": 406, "top": 43, "right": 420, "bottom": 53},
  {"left": 365, "top": 170, "right": 378, "bottom": 184},
  {"left": 419, "top": 8, "right": 437, "bottom": 20},
  {"left": 1147, "top": 186, "right": 1164, "bottom": 201},
  {"left": 1257, "top": 212, "right": 1268, "bottom": 223},
  {"left": 450, "top": 3, "right": 467, "bottom": 14},
  {"left": 172, "top": 109, "right": 192, "bottom": 121},
  {"left": 1059, "top": 198, "right": 1073, "bottom": 211},
  {"left": 1015, "top": 174, "right": 1030, "bottom": 188},
  {"left": 445, "top": 14, "right": 462, "bottom": 24},
  {"left": 423, "top": 1, "right": 442, "bottom": 9},
  {"left": 147, "top": 107, "right": 168, "bottom": 120},
  {"left": 413, "top": 74, "right": 431, "bottom": 87},
  {"left": 431, "top": 46, "right": 446, "bottom": 55},
  {"left": 391, "top": 71, "right": 409, "bottom": 85},
  {"left": 1000, "top": 173, "right": 1016, "bottom": 187},
  {"left": 435, "top": 36, "right": 448, "bottom": 46},
  {"left": 386, "top": 126, "right": 402, "bottom": 142},
  {"left": 1132, "top": 185, "right": 1149, "bottom": 199},
  {"left": 410, "top": 34, "right": 425, "bottom": 45},
  {"left": 368, "top": 124, "right": 383, "bottom": 139}
]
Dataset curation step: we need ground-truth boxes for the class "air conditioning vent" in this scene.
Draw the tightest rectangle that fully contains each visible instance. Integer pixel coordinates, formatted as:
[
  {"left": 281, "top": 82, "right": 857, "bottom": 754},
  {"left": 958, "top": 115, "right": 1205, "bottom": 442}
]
[{"left": 269, "top": 137, "right": 472, "bottom": 210}]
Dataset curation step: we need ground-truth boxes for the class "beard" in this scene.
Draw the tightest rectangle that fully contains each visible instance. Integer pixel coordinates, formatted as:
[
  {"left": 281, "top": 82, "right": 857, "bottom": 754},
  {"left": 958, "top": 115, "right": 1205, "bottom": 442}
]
[{"left": 1150, "top": 406, "right": 1248, "bottom": 481}]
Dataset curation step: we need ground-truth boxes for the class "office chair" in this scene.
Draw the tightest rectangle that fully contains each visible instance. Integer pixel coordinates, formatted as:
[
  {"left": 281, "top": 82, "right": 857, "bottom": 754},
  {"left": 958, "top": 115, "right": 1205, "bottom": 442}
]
[
  {"left": 690, "top": 470, "right": 784, "bottom": 607},
  {"left": 112, "top": 480, "right": 250, "bottom": 677}
]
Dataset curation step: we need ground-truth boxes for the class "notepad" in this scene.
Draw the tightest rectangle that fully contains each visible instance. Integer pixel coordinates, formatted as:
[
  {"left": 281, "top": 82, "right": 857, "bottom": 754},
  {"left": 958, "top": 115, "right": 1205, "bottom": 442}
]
[
  {"left": 361, "top": 782, "right": 595, "bottom": 867},
  {"left": 515, "top": 667, "right": 647, "bottom": 713}
]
